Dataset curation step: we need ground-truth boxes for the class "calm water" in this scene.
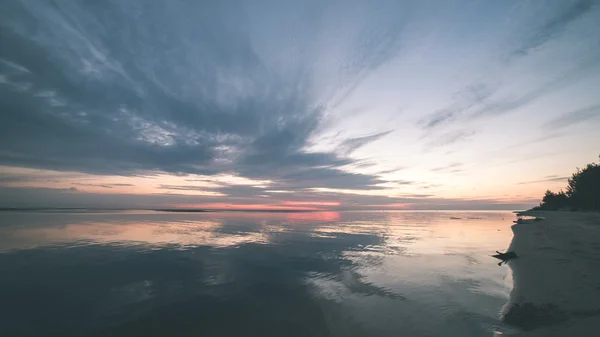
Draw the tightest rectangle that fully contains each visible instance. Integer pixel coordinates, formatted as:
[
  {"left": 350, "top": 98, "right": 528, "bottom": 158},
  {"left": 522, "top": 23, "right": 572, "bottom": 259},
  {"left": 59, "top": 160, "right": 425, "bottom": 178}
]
[{"left": 0, "top": 211, "right": 516, "bottom": 336}]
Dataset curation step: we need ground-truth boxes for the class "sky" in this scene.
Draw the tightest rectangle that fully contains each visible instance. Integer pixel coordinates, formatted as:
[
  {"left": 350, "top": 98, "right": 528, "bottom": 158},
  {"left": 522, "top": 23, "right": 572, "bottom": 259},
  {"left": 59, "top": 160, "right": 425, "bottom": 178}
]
[{"left": 1, "top": 0, "right": 599, "bottom": 210}]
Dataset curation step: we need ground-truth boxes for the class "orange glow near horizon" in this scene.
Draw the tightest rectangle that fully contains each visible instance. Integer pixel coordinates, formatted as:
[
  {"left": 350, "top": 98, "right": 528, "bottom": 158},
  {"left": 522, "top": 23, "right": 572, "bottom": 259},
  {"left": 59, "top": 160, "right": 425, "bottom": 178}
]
[
  {"left": 286, "top": 211, "right": 341, "bottom": 222},
  {"left": 386, "top": 203, "right": 410, "bottom": 209},
  {"left": 281, "top": 201, "right": 341, "bottom": 207},
  {"left": 165, "top": 203, "right": 324, "bottom": 211},
  {"left": 1, "top": 166, "right": 546, "bottom": 209}
]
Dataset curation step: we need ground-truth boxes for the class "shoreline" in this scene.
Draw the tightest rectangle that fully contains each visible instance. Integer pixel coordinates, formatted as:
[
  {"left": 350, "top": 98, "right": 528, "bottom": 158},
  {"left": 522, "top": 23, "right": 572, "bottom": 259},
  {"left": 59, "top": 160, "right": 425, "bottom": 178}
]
[{"left": 503, "top": 211, "right": 600, "bottom": 335}]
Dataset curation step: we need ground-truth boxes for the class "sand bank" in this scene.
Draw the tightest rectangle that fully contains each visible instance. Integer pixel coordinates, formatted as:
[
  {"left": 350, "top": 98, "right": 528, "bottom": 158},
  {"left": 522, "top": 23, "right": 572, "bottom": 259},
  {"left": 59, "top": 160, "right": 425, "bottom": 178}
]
[{"left": 503, "top": 211, "right": 600, "bottom": 336}]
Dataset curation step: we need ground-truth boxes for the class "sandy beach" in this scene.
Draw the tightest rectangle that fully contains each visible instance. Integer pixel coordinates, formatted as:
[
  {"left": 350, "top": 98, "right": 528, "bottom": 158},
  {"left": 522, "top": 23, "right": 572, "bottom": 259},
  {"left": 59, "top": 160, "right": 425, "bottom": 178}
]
[{"left": 503, "top": 211, "right": 600, "bottom": 336}]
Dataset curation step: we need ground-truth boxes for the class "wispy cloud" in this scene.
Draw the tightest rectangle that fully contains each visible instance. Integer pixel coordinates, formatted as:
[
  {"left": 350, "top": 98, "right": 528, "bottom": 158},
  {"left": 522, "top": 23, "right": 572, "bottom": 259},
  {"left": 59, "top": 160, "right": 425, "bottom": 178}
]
[
  {"left": 503, "top": 133, "right": 565, "bottom": 151},
  {"left": 472, "top": 60, "right": 600, "bottom": 118},
  {"left": 71, "top": 182, "right": 135, "bottom": 189},
  {"left": 337, "top": 130, "right": 393, "bottom": 156},
  {"left": 544, "top": 104, "right": 600, "bottom": 130},
  {"left": 418, "top": 2, "right": 600, "bottom": 130},
  {"left": 431, "top": 163, "right": 462, "bottom": 172},
  {"left": 376, "top": 167, "right": 407, "bottom": 175},
  {"left": 511, "top": 0, "right": 596, "bottom": 58},
  {"left": 424, "top": 130, "right": 476, "bottom": 149},
  {"left": 518, "top": 176, "right": 570, "bottom": 185},
  {"left": 419, "top": 83, "right": 494, "bottom": 129},
  {"left": 72, "top": 183, "right": 114, "bottom": 189}
]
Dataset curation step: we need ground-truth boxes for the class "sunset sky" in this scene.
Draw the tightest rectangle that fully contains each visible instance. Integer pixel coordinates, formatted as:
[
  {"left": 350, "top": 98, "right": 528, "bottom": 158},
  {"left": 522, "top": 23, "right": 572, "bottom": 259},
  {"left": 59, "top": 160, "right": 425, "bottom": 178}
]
[{"left": 1, "top": 0, "right": 599, "bottom": 210}]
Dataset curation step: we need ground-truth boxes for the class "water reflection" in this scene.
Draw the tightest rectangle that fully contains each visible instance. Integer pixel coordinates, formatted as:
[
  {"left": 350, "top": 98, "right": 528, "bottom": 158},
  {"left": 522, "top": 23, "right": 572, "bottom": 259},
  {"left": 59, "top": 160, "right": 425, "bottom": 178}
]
[
  {"left": 286, "top": 211, "right": 341, "bottom": 223},
  {"left": 0, "top": 211, "right": 514, "bottom": 336}
]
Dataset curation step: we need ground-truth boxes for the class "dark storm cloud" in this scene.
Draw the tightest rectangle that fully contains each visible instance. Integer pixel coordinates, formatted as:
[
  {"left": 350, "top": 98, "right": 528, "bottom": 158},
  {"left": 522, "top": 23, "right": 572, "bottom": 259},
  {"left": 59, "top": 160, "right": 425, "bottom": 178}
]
[{"left": 0, "top": 0, "right": 405, "bottom": 192}]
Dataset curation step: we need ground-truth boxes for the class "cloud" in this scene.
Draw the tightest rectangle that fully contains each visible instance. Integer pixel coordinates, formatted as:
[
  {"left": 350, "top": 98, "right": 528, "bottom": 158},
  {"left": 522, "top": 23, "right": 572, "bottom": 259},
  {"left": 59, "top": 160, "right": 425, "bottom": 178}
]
[
  {"left": 336, "top": 130, "right": 393, "bottom": 156},
  {"left": 472, "top": 60, "right": 600, "bottom": 119},
  {"left": 511, "top": 0, "right": 596, "bottom": 58},
  {"left": 430, "top": 163, "right": 462, "bottom": 172},
  {"left": 0, "top": 185, "right": 537, "bottom": 210},
  {"left": 0, "top": 0, "right": 407, "bottom": 193},
  {"left": 424, "top": 130, "right": 476, "bottom": 149},
  {"left": 376, "top": 167, "right": 407, "bottom": 175},
  {"left": 276, "top": 167, "right": 387, "bottom": 190},
  {"left": 352, "top": 160, "right": 378, "bottom": 169},
  {"left": 1, "top": 1, "right": 597, "bottom": 209},
  {"left": 421, "top": 56, "right": 600, "bottom": 131},
  {"left": 517, "top": 176, "right": 570, "bottom": 185},
  {"left": 0, "top": 186, "right": 79, "bottom": 194},
  {"left": 503, "top": 132, "right": 565, "bottom": 151},
  {"left": 544, "top": 104, "right": 600, "bottom": 130},
  {"left": 72, "top": 183, "right": 114, "bottom": 189},
  {"left": 397, "top": 193, "right": 434, "bottom": 198},
  {"left": 158, "top": 185, "right": 217, "bottom": 192},
  {"left": 0, "top": 170, "right": 69, "bottom": 184},
  {"left": 418, "top": 2, "right": 600, "bottom": 130},
  {"left": 0, "top": 173, "right": 32, "bottom": 183},
  {"left": 418, "top": 60, "right": 599, "bottom": 134},
  {"left": 70, "top": 182, "right": 134, "bottom": 188},
  {"left": 419, "top": 83, "right": 494, "bottom": 129},
  {"left": 387, "top": 180, "right": 415, "bottom": 185}
]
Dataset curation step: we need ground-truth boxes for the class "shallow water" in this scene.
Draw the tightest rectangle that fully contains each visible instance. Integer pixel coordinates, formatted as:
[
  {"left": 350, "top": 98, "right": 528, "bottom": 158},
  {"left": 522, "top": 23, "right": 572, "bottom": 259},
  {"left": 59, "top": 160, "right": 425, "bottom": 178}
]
[{"left": 0, "top": 210, "right": 515, "bottom": 336}]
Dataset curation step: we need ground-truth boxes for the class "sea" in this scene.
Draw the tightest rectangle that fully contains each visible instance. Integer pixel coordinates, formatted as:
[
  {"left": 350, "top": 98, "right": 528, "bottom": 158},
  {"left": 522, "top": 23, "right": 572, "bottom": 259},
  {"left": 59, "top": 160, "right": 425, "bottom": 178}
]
[{"left": 0, "top": 210, "right": 518, "bottom": 336}]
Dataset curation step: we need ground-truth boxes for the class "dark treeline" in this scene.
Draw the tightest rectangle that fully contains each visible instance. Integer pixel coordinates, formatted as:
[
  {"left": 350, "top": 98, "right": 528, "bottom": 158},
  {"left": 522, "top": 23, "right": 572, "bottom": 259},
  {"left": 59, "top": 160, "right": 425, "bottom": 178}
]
[
  {"left": 533, "top": 156, "right": 600, "bottom": 211},
  {"left": 533, "top": 155, "right": 600, "bottom": 212}
]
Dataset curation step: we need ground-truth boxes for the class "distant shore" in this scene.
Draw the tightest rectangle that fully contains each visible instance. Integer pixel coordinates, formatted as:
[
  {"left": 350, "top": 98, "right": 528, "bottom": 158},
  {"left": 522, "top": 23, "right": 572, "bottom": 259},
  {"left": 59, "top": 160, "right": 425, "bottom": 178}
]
[
  {"left": 0, "top": 208, "right": 318, "bottom": 213},
  {"left": 503, "top": 211, "right": 600, "bottom": 336}
]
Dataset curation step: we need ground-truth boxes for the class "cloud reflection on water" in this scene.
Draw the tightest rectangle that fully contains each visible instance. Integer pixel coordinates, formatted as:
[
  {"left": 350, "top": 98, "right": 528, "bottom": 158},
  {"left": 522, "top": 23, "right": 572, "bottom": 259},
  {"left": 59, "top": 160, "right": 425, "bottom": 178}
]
[{"left": 0, "top": 211, "right": 514, "bottom": 336}]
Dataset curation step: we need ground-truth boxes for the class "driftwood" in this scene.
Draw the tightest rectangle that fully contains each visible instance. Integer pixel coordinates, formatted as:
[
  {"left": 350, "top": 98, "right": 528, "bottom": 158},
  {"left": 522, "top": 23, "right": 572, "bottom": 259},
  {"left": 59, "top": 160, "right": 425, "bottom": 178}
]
[{"left": 492, "top": 250, "right": 517, "bottom": 266}]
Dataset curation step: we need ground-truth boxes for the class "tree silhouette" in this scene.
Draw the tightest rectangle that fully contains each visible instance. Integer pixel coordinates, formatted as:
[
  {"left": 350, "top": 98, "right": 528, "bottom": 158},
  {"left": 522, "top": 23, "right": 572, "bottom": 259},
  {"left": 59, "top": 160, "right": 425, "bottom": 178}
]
[
  {"left": 565, "top": 156, "right": 600, "bottom": 211},
  {"left": 534, "top": 155, "right": 600, "bottom": 212},
  {"left": 540, "top": 190, "right": 568, "bottom": 210}
]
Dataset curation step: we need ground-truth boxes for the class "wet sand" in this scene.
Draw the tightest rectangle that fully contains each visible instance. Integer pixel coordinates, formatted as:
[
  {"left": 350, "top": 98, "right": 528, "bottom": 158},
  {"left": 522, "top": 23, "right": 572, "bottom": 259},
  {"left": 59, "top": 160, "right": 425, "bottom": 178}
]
[{"left": 504, "top": 211, "right": 600, "bottom": 336}]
